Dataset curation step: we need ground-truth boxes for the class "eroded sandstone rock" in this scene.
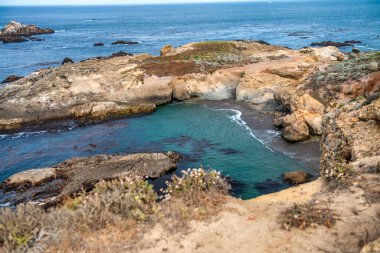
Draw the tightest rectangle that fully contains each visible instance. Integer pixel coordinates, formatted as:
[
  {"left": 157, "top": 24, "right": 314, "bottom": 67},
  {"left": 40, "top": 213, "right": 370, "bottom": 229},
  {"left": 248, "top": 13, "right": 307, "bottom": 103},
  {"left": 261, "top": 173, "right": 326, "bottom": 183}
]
[{"left": 0, "top": 152, "right": 179, "bottom": 206}]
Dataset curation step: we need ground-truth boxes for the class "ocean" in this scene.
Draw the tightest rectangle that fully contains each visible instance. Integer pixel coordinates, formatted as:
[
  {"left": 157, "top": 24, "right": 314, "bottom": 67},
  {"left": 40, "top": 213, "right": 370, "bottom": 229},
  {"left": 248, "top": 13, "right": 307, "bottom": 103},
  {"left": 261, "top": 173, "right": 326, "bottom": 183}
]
[{"left": 0, "top": 0, "right": 380, "bottom": 81}]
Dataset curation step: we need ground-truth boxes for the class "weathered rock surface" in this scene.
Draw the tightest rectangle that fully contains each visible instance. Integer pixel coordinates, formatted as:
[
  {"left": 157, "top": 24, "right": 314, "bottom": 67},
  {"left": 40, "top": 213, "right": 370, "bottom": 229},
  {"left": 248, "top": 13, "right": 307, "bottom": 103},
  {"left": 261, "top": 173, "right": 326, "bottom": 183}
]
[
  {"left": 320, "top": 96, "right": 380, "bottom": 179},
  {"left": 273, "top": 88, "right": 325, "bottom": 141},
  {"left": 0, "top": 152, "right": 178, "bottom": 206},
  {"left": 361, "top": 237, "right": 380, "bottom": 253},
  {"left": 0, "top": 41, "right": 346, "bottom": 133},
  {"left": 0, "top": 21, "right": 54, "bottom": 43}
]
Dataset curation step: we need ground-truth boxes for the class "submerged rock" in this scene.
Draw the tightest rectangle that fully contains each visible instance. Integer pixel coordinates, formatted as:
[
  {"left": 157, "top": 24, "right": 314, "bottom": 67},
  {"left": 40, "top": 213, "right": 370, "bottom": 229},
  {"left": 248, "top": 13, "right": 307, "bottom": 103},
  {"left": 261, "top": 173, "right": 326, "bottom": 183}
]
[
  {"left": 282, "top": 170, "right": 312, "bottom": 185},
  {"left": 0, "top": 36, "right": 28, "bottom": 43},
  {"left": 111, "top": 40, "right": 139, "bottom": 45},
  {"left": 0, "top": 152, "right": 179, "bottom": 206},
  {"left": 94, "top": 42, "right": 104, "bottom": 46}
]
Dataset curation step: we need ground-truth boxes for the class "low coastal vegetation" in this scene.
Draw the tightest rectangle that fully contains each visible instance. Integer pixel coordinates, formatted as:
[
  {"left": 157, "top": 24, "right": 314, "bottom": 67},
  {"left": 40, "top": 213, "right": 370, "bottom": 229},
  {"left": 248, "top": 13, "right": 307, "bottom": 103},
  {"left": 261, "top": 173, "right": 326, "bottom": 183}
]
[
  {"left": 0, "top": 168, "right": 230, "bottom": 252},
  {"left": 280, "top": 202, "right": 337, "bottom": 231}
]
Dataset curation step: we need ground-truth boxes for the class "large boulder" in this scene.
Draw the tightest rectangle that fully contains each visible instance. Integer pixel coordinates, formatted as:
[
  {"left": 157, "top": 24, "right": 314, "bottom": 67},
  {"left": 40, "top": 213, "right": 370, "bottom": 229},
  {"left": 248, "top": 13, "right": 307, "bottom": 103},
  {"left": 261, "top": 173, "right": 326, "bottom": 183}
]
[
  {"left": 0, "top": 152, "right": 179, "bottom": 206},
  {"left": 273, "top": 88, "right": 325, "bottom": 142}
]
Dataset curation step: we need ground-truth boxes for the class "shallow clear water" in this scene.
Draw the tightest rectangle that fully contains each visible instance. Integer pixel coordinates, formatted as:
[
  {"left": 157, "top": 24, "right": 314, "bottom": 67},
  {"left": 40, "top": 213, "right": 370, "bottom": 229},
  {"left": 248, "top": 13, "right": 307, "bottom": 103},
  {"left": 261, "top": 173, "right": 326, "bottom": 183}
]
[
  {"left": 1, "top": 0, "right": 380, "bottom": 81},
  {"left": 0, "top": 103, "right": 315, "bottom": 199}
]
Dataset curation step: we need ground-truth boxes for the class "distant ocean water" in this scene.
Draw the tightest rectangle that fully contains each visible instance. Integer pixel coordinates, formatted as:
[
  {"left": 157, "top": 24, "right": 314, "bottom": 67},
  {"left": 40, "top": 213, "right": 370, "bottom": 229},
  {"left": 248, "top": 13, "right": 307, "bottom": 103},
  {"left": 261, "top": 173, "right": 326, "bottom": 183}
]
[{"left": 0, "top": 0, "right": 379, "bottom": 81}]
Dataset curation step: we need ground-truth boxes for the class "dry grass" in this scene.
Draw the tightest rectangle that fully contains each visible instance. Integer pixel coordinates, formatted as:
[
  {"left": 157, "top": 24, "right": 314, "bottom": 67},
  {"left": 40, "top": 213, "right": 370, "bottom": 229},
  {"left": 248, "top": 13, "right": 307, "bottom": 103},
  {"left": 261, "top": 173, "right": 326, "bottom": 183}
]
[
  {"left": 280, "top": 202, "right": 337, "bottom": 231},
  {"left": 0, "top": 169, "right": 230, "bottom": 252}
]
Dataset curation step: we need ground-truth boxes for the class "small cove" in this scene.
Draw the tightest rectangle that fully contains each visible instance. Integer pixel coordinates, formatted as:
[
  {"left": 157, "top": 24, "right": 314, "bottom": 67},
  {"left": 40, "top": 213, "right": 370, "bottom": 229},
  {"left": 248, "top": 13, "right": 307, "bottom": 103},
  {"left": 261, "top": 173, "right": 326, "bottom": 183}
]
[{"left": 0, "top": 102, "right": 320, "bottom": 200}]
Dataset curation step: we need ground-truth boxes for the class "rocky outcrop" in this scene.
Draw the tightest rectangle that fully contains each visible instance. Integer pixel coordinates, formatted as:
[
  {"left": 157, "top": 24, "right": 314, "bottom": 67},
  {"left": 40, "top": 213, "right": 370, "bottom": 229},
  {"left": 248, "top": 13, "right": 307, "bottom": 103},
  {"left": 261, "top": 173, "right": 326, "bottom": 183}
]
[
  {"left": 0, "top": 152, "right": 178, "bottom": 206},
  {"left": 273, "top": 88, "right": 325, "bottom": 142},
  {"left": 94, "top": 42, "right": 104, "bottom": 46},
  {"left": 320, "top": 96, "right": 380, "bottom": 179},
  {"left": 311, "top": 41, "right": 354, "bottom": 47},
  {"left": 0, "top": 21, "right": 54, "bottom": 43},
  {"left": 160, "top": 45, "right": 174, "bottom": 56},
  {"left": 0, "top": 41, "right": 346, "bottom": 133}
]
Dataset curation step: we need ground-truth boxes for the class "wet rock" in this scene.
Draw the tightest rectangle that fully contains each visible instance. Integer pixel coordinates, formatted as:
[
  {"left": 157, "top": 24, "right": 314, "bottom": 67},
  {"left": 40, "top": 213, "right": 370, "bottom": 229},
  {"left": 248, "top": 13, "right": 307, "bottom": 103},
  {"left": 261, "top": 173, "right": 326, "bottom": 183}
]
[
  {"left": 311, "top": 41, "right": 353, "bottom": 47},
  {"left": 160, "top": 44, "right": 174, "bottom": 56},
  {"left": 282, "top": 170, "right": 312, "bottom": 185},
  {"left": 0, "top": 21, "right": 54, "bottom": 43},
  {"left": 0, "top": 36, "right": 28, "bottom": 43},
  {"left": 0, "top": 153, "right": 178, "bottom": 206},
  {"left": 111, "top": 40, "right": 139, "bottom": 45},
  {"left": 107, "top": 51, "right": 133, "bottom": 58},
  {"left": 62, "top": 57, "right": 74, "bottom": 65},
  {"left": 1, "top": 75, "right": 23, "bottom": 84},
  {"left": 344, "top": 40, "right": 362, "bottom": 44},
  {"left": 0, "top": 21, "right": 54, "bottom": 37},
  {"left": 352, "top": 48, "right": 361, "bottom": 54},
  {"left": 94, "top": 42, "right": 104, "bottom": 46}
]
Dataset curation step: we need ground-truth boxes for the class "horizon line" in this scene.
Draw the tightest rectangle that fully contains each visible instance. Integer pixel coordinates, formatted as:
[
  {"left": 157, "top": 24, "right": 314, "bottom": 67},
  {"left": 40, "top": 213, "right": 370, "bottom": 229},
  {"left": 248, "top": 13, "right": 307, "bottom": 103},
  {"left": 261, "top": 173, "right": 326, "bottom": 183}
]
[{"left": 0, "top": 0, "right": 333, "bottom": 7}]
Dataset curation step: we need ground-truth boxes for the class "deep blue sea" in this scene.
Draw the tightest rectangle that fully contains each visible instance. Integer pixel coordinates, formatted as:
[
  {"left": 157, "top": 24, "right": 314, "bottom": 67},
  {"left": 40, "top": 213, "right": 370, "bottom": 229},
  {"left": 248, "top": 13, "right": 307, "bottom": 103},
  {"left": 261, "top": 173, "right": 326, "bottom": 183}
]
[{"left": 1, "top": 0, "right": 380, "bottom": 81}]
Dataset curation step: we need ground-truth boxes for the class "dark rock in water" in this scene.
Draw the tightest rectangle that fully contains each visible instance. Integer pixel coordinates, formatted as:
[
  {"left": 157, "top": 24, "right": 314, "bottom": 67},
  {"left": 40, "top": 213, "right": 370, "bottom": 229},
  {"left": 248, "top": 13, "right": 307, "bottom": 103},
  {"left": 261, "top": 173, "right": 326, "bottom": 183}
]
[
  {"left": 1, "top": 75, "right": 23, "bottom": 84},
  {"left": 352, "top": 48, "right": 361, "bottom": 54},
  {"left": 344, "top": 40, "right": 362, "bottom": 44},
  {"left": 29, "top": 36, "right": 44, "bottom": 41},
  {"left": 62, "top": 57, "right": 74, "bottom": 65},
  {"left": 107, "top": 51, "right": 133, "bottom": 59},
  {"left": 235, "top": 39, "right": 271, "bottom": 45},
  {"left": 0, "top": 21, "right": 54, "bottom": 44},
  {"left": 254, "top": 179, "right": 287, "bottom": 195},
  {"left": 111, "top": 40, "right": 139, "bottom": 45},
  {"left": 0, "top": 36, "right": 28, "bottom": 43},
  {"left": 94, "top": 42, "right": 104, "bottom": 46},
  {"left": 0, "top": 153, "right": 179, "bottom": 207},
  {"left": 311, "top": 41, "right": 353, "bottom": 47},
  {"left": 282, "top": 170, "right": 312, "bottom": 185}
]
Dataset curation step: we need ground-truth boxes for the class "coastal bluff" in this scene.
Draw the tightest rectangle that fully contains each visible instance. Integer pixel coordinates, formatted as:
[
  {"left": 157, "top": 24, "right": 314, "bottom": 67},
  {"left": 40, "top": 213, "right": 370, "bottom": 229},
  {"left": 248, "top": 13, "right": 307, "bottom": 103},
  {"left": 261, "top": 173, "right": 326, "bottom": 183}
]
[
  {"left": 0, "top": 40, "right": 379, "bottom": 253},
  {"left": 0, "top": 40, "right": 345, "bottom": 137}
]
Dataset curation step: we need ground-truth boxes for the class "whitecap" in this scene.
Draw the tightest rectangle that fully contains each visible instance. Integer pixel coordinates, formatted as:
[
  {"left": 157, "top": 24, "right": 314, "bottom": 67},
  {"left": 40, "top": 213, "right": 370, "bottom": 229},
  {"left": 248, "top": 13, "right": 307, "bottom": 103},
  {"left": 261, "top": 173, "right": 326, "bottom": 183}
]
[
  {"left": 217, "top": 109, "right": 274, "bottom": 152},
  {"left": 10, "top": 130, "right": 47, "bottom": 139}
]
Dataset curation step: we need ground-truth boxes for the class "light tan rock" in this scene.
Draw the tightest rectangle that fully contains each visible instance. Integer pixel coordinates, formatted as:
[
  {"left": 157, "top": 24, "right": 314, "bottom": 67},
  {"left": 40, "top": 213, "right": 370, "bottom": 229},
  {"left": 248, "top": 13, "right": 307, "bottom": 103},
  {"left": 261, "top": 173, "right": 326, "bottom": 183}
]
[{"left": 160, "top": 45, "right": 174, "bottom": 56}]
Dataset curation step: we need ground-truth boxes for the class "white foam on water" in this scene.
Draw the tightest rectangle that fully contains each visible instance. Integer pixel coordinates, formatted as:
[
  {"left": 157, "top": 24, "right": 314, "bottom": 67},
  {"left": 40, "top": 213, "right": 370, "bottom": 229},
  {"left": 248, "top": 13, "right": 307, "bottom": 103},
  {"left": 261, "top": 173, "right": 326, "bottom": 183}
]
[
  {"left": 0, "top": 202, "right": 11, "bottom": 207},
  {"left": 9, "top": 130, "right": 47, "bottom": 139},
  {"left": 217, "top": 109, "right": 274, "bottom": 152}
]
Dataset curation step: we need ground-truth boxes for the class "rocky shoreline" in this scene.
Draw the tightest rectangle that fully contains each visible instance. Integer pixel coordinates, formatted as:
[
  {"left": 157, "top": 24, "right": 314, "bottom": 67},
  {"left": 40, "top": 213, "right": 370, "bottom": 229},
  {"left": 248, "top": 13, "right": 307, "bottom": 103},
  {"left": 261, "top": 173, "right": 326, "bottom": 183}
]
[{"left": 0, "top": 40, "right": 379, "bottom": 252}]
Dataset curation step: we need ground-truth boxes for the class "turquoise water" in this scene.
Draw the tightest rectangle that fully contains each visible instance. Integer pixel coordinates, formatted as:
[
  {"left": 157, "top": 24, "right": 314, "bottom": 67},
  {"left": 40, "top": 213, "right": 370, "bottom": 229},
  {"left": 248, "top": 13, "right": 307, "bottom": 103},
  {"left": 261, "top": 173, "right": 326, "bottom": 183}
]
[
  {"left": 1, "top": 0, "right": 380, "bottom": 81},
  {"left": 0, "top": 103, "right": 314, "bottom": 199}
]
